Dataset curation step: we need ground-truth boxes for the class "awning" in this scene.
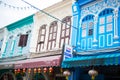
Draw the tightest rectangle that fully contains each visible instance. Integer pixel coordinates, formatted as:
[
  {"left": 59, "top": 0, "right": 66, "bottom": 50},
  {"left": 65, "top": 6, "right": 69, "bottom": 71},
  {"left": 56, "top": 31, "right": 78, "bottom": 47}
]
[
  {"left": 14, "top": 55, "right": 61, "bottom": 69},
  {"left": 62, "top": 52, "right": 120, "bottom": 68}
]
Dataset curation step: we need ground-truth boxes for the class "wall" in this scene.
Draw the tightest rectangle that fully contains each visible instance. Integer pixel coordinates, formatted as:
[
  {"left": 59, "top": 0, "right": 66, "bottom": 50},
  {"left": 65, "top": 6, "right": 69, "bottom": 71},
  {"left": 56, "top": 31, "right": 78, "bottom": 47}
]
[
  {"left": 1, "top": 15, "right": 34, "bottom": 58},
  {"left": 0, "top": 27, "right": 7, "bottom": 58},
  {"left": 30, "top": 0, "right": 72, "bottom": 55},
  {"left": 72, "top": 0, "right": 120, "bottom": 54}
]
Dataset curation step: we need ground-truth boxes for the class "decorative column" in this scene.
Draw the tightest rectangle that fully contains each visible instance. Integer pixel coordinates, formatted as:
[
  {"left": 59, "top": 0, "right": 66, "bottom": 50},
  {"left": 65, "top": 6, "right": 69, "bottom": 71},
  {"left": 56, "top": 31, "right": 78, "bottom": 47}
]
[
  {"left": 71, "top": 0, "right": 80, "bottom": 48},
  {"left": 93, "top": 16, "right": 98, "bottom": 47},
  {"left": 77, "top": 20, "right": 82, "bottom": 47},
  {"left": 113, "top": 9, "right": 119, "bottom": 40},
  {"left": 10, "top": 35, "right": 15, "bottom": 56},
  {"left": 93, "top": 16, "right": 98, "bottom": 42},
  {"left": 2, "top": 41, "right": 7, "bottom": 57}
]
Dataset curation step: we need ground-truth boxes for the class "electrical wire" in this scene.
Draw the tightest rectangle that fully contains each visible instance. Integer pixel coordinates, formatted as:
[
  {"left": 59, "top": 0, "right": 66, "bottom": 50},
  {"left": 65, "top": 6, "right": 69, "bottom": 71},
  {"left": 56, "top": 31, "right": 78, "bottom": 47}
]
[{"left": 21, "top": 0, "right": 78, "bottom": 30}]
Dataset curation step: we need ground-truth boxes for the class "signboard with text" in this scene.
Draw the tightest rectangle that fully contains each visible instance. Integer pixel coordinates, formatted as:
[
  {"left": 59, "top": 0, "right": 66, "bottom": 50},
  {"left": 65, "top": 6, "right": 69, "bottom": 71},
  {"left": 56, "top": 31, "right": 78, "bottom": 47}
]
[{"left": 63, "top": 44, "right": 73, "bottom": 61}]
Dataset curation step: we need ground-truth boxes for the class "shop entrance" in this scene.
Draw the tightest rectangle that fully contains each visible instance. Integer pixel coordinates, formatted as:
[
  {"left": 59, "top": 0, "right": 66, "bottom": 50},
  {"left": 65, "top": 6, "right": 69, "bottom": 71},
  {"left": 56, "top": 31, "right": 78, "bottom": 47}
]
[
  {"left": 0, "top": 72, "right": 15, "bottom": 80},
  {"left": 55, "top": 76, "right": 66, "bottom": 80},
  {"left": 33, "top": 73, "right": 45, "bottom": 80},
  {"left": 101, "top": 66, "right": 120, "bottom": 80},
  {"left": 83, "top": 65, "right": 120, "bottom": 80}
]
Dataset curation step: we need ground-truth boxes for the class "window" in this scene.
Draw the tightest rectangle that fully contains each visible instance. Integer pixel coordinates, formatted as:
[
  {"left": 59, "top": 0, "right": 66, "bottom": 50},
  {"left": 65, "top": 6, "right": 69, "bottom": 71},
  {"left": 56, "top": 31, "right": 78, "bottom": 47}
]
[
  {"left": 88, "top": 22, "right": 94, "bottom": 36},
  {"left": 36, "top": 24, "right": 46, "bottom": 52},
  {"left": 81, "top": 22, "right": 87, "bottom": 37},
  {"left": 18, "top": 34, "right": 28, "bottom": 47},
  {"left": 81, "top": 15, "right": 94, "bottom": 37},
  {"left": 59, "top": 16, "right": 71, "bottom": 48},
  {"left": 99, "top": 9, "right": 113, "bottom": 34},
  {"left": 88, "top": 29, "right": 93, "bottom": 36},
  {"left": 81, "top": 15, "right": 94, "bottom": 50},
  {"left": 47, "top": 21, "right": 58, "bottom": 50},
  {"left": 98, "top": 8, "right": 114, "bottom": 47}
]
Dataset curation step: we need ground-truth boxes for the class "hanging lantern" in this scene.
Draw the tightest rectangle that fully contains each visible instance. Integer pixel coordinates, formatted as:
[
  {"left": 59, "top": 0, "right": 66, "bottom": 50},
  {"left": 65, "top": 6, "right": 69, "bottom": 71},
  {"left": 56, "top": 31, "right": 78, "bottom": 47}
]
[
  {"left": 43, "top": 68, "right": 47, "bottom": 73},
  {"left": 88, "top": 69, "right": 98, "bottom": 80},
  {"left": 28, "top": 68, "right": 31, "bottom": 74},
  {"left": 17, "top": 69, "right": 20, "bottom": 73},
  {"left": 63, "top": 70, "right": 71, "bottom": 76},
  {"left": 63, "top": 70, "right": 71, "bottom": 80},
  {"left": 14, "top": 69, "right": 17, "bottom": 74},
  {"left": 23, "top": 68, "right": 26, "bottom": 73},
  {"left": 49, "top": 67, "right": 53, "bottom": 73},
  {"left": 34, "top": 68, "right": 37, "bottom": 73},
  {"left": 38, "top": 68, "right": 41, "bottom": 73}
]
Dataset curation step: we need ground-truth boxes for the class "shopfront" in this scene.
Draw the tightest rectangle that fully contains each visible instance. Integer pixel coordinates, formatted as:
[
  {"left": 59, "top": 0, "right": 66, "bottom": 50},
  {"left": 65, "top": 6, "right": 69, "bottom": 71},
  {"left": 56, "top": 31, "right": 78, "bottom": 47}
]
[
  {"left": 62, "top": 50, "right": 120, "bottom": 80},
  {"left": 14, "top": 55, "right": 65, "bottom": 80},
  {"left": 0, "top": 64, "right": 16, "bottom": 80}
]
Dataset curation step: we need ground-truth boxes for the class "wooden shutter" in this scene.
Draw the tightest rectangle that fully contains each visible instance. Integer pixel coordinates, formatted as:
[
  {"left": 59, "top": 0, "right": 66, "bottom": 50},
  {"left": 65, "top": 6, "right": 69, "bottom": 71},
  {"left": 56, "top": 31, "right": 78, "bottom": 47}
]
[{"left": 18, "top": 34, "right": 28, "bottom": 47}]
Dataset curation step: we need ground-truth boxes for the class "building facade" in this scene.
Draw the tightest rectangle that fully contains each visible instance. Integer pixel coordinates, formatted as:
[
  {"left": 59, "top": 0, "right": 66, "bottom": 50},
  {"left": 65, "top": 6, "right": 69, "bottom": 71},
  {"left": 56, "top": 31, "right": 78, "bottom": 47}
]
[
  {"left": 62, "top": 0, "right": 120, "bottom": 80},
  {"left": 0, "top": 0, "right": 72, "bottom": 80},
  {"left": 24, "top": 0, "right": 72, "bottom": 80},
  {"left": 0, "top": 27, "right": 7, "bottom": 59},
  {"left": 0, "top": 15, "right": 34, "bottom": 80}
]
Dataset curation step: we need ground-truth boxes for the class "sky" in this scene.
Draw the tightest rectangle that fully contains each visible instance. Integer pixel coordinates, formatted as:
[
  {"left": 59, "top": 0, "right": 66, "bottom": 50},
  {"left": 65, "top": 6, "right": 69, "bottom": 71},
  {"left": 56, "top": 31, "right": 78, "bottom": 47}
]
[{"left": 0, "top": 0, "right": 62, "bottom": 28}]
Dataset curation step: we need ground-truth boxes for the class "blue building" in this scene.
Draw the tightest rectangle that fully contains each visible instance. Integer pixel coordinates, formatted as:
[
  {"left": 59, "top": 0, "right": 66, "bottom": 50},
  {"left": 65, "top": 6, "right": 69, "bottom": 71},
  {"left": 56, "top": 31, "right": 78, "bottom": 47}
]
[{"left": 62, "top": 0, "right": 120, "bottom": 80}]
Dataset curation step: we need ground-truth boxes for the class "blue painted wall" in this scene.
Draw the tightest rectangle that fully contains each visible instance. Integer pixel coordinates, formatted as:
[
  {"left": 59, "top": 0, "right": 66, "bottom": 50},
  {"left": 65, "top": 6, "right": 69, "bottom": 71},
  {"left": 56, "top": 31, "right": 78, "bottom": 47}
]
[
  {"left": 1, "top": 15, "right": 34, "bottom": 58},
  {"left": 77, "top": 0, "right": 94, "bottom": 6},
  {"left": 71, "top": 0, "right": 120, "bottom": 54},
  {"left": 71, "top": 2, "right": 80, "bottom": 47}
]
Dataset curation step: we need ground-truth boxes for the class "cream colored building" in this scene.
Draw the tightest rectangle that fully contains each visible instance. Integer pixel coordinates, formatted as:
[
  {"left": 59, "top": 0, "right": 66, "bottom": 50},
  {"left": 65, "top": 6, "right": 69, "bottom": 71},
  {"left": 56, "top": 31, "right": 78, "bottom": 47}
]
[
  {"left": 30, "top": 0, "right": 72, "bottom": 54},
  {"left": 14, "top": 0, "right": 72, "bottom": 80}
]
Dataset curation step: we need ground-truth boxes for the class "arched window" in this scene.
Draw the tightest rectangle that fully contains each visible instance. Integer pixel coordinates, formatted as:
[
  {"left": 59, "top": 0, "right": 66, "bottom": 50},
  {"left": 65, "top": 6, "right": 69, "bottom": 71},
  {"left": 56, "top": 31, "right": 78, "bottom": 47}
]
[
  {"left": 59, "top": 16, "right": 71, "bottom": 48},
  {"left": 36, "top": 24, "right": 46, "bottom": 52},
  {"left": 47, "top": 21, "right": 58, "bottom": 50},
  {"left": 99, "top": 9, "right": 113, "bottom": 33},
  {"left": 98, "top": 8, "right": 114, "bottom": 48},
  {"left": 81, "top": 15, "right": 94, "bottom": 50}
]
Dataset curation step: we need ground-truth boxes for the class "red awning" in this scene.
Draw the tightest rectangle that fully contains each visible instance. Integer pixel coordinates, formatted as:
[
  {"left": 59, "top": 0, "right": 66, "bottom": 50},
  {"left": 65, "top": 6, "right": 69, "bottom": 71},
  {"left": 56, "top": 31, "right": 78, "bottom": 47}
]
[{"left": 14, "top": 55, "right": 61, "bottom": 69}]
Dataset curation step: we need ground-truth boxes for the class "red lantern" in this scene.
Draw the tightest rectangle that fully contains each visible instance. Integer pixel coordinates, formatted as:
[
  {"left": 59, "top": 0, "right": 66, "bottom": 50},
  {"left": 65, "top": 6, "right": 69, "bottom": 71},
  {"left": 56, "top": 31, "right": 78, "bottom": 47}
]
[
  {"left": 43, "top": 68, "right": 47, "bottom": 73},
  {"left": 34, "top": 68, "right": 37, "bottom": 73},
  {"left": 18, "top": 69, "right": 20, "bottom": 73},
  {"left": 38, "top": 68, "right": 41, "bottom": 73},
  {"left": 49, "top": 67, "right": 53, "bottom": 73},
  {"left": 28, "top": 68, "right": 31, "bottom": 74},
  {"left": 23, "top": 68, "right": 26, "bottom": 73}
]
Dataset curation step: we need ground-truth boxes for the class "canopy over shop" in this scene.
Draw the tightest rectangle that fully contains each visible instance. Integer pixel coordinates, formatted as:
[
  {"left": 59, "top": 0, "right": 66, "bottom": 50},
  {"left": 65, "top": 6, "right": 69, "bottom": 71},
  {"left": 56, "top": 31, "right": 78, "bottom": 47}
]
[{"left": 14, "top": 55, "right": 61, "bottom": 69}]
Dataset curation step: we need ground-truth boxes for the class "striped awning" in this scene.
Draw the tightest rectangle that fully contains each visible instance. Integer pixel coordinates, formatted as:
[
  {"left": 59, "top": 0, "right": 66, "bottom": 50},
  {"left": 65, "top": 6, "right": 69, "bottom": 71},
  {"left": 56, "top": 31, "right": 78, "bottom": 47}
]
[{"left": 62, "top": 52, "right": 120, "bottom": 68}]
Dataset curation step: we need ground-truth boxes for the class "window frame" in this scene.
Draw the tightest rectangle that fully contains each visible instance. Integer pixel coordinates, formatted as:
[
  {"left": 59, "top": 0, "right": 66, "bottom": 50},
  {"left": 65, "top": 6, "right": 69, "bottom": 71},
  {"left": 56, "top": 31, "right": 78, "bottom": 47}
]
[
  {"left": 47, "top": 21, "right": 58, "bottom": 50},
  {"left": 59, "top": 16, "right": 72, "bottom": 48},
  {"left": 18, "top": 34, "right": 28, "bottom": 47},
  {"left": 36, "top": 24, "right": 46, "bottom": 52}
]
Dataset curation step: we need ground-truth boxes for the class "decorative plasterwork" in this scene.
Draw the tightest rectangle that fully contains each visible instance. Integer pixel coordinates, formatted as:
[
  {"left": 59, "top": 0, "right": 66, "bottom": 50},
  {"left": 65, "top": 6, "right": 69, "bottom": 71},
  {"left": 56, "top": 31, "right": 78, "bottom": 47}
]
[{"left": 81, "top": 0, "right": 120, "bottom": 18}]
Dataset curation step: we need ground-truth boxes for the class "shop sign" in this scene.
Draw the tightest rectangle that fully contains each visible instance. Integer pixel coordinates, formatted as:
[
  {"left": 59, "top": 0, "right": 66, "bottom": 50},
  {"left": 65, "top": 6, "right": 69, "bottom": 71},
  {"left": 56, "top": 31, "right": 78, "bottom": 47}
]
[{"left": 63, "top": 44, "right": 73, "bottom": 60}]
